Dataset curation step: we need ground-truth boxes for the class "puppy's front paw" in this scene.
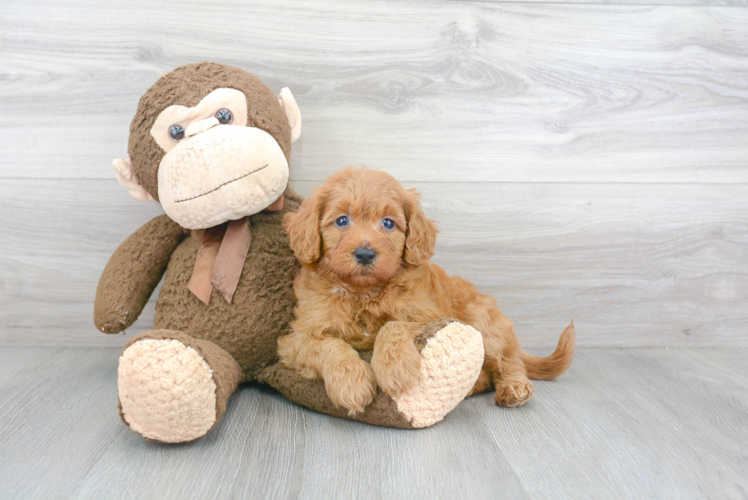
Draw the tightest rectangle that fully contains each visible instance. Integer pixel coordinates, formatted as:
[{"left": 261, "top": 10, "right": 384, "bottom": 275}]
[
  {"left": 495, "top": 378, "right": 534, "bottom": 407},
  {"left": 324, "top": 359, "right": 377, "bottom": 416},
  {"left": 371, "top": 339, "right": 421, "bottom": 398}
]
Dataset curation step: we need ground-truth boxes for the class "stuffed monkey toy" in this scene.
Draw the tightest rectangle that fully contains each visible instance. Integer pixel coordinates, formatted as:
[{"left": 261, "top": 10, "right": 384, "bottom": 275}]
[{"left": 95, "top": 62, "right": 484, "bottom": 443}]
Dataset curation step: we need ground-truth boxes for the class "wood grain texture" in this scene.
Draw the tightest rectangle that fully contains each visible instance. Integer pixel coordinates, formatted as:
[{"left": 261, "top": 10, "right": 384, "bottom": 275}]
[
  {"left": 0, "top": 0, "right": 747, "bottom": 349},
  {"left": 2, "top": 179, "right": 746, "bottom": 348},
  {"left": 1, "top": 1, "right": 747, "bottom": 183},
  {"left": 0, "top": 346, "right": 745, "bottom": 499},
  {"left": 470, "top": 347, "right": 748, "bottom": 498},
  {"left": 0, "top": 347, "right": 41, "bottom": 383}
]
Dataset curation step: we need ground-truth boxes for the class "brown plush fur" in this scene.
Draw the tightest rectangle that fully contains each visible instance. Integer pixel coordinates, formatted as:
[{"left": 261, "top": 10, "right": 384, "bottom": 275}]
[
  {"left": 280, "top": 167, "right": 575, "bottom": 414},
  {"left": 95, "top": 190, "right": 303, "bottom": 381}
]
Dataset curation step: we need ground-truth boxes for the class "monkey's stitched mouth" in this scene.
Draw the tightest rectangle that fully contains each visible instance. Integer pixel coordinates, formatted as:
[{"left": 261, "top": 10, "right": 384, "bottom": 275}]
[{"left": 175, "top": 164, "right": 269, "bottom": 204}]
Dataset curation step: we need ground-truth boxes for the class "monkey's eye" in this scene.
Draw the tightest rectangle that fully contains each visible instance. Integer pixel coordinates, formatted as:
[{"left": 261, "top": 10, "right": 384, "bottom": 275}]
[
  {"left": 215, "top": 108, "right": 233, "bottom": 124},
  {"left": 382, "top": 218, "right": 395, "bottom": 230},
  {"left": 169, "top": 124, "right": 185, "bottom": 141},
  {"left": 335, "top": 216, "right": 349, "bottom": 228}
]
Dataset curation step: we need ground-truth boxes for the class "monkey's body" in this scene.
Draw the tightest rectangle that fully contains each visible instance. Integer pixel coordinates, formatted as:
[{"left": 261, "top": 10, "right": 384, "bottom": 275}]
[{"left": 151, "top": 204, "right": 301, "bottom": 383}]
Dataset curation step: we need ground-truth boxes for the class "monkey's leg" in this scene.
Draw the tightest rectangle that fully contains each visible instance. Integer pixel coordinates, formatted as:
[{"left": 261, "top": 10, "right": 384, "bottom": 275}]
[
  {"left": 117, "top": 330, "right": 242, "bottom": 443},
  {"left": 372, "top": 318, "right": 484, "bottom": 428},
  {"left": 260, "top": 318, "right": 484, "bottom": 429}
]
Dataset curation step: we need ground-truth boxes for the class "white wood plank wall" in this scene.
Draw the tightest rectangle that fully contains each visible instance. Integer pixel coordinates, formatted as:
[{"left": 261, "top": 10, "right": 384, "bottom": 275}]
[{"left": 1, "top": 0, "right": 746, "bottom": 348}]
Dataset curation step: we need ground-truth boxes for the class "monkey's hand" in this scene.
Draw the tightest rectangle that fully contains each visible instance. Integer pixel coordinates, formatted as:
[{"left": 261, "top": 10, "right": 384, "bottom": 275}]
[{"left": 94, "top": 214, "right": 188, "bottom": 333}]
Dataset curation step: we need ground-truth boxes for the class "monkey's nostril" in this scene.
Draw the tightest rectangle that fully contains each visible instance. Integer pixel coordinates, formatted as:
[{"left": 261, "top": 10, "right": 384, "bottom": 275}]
[{"left": 353, "top": 247, "right": 377, "bottom": 265}]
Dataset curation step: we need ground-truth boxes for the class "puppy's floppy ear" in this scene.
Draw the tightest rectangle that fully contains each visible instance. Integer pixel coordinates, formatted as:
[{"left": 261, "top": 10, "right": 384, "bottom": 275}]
[
  {"left": 283, "top": 186, "right": 327, "bottom": 264},
  {"left": 402, "top": 188, "right": 438, "bottom": 266}
]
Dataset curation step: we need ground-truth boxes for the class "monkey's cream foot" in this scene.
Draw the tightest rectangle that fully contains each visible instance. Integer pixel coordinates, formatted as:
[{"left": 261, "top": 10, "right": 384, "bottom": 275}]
[
  {"left": 118, "top": 331, "right": 241, "bottom": 443},
  {"left": 495, "top": 377, "right": 534, "bottom": 407},
  {"left": 392, "top": 319, "right": 484, "bottom": 428}
]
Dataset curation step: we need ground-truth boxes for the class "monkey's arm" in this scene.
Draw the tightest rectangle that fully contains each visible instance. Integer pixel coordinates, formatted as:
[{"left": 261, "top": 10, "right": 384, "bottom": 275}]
[{"left": 94, "top": 214, "right": 188, "bottom": 333}]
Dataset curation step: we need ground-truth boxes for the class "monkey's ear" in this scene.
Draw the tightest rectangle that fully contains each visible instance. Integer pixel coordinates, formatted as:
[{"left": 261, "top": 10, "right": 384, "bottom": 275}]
[
  {"left": 283, "top": 187, "right": 326, "bottom": 264},
  {"left": 112, "top": 158, "right": 154, "bottom": 202},
  {"left": 403, "top": 188, "right": 438, "bottom": 266},
  {"left": 278, "top": 88, "right": 302, "bottom": 143}
]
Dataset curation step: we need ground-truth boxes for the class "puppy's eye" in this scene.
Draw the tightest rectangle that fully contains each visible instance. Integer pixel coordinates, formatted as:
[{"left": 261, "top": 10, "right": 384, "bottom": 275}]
[
  {"left": 215, "top": 108, "right": 233, "bottom": 124},
  {"left": 382, "top": 218, "right": 395, "bottom": 230},
  {"left": 335, "top": 216, "right": 349, "bottom": 227},
  {"left": 169, "top": 124, "right": 185, "bottom": 141}
]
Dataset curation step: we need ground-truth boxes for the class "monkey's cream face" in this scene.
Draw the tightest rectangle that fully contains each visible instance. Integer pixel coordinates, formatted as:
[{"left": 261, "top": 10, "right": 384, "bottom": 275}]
[{"left": 151, "top": 88, "right": 290, "bottom": 229}]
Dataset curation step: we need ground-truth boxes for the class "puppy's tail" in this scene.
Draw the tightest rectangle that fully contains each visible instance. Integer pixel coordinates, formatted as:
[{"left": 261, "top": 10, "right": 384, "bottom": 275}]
[{"left": 520, "top": 321, "right": 576, "bottom": 380}]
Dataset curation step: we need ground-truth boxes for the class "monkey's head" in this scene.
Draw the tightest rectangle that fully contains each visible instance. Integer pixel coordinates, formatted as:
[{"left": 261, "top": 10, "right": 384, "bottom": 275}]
[{"left": 113, "top": 62, "right": 302, "bottom": 229}]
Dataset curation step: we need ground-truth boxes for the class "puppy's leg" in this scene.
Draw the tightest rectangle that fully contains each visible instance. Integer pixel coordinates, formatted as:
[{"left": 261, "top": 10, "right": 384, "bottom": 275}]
[
  {"left": 467, "top": 368, "right": 493, "bottom": 397},
  {"left": 278, "top": 332, "right": 377, "bottom": 415},
  {"left": 371, "top": 321, "right": 423, "bottom": 398},
  {"left": 319, "top": 338, "right": 378, "bottom": 415},
  {"left": 491, "top": 350, "right": 534, "bottom": 408},
  {"left": 466, "top": 299, "right": 534, "bottom": 407}
]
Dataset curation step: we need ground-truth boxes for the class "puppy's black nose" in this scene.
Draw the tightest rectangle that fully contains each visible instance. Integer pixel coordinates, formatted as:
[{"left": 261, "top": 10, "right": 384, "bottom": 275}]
[{"left": 354, "top": 247, "right": 377, "bottom": 265}]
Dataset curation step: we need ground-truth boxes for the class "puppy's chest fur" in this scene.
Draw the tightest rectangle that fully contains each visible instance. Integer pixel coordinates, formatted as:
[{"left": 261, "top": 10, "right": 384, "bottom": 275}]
[
  {"left": 323, "top": 287, "right": 392, "bottom": 350},
  {"left": 295, "top": 264, "right": 454, "bottom": 351},
  {"left": 326, "top": 280, "right": 440, "bottom": 350}
]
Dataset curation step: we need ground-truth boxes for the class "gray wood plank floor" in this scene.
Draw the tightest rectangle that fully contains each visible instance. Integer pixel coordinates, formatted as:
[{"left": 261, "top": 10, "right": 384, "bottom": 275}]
[{"left": 0, "top": 346, "right": 745, "bottom": 499}]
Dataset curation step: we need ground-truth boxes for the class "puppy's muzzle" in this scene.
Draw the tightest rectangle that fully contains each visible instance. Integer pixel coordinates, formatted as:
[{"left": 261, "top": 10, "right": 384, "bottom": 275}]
[{"left": 353, "top": 247, "right": 377, "bottom": 266}]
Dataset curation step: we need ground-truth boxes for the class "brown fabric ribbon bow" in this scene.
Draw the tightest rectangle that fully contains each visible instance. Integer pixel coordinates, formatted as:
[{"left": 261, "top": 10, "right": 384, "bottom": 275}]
[{"left": 188, "top": 195, "right": 284, "bottom": 305}]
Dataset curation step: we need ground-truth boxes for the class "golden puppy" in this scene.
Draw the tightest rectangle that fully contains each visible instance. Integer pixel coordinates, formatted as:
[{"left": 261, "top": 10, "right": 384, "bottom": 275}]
[{"left": 279, "top": 167, "right": 575, "bottom": 415}]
